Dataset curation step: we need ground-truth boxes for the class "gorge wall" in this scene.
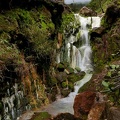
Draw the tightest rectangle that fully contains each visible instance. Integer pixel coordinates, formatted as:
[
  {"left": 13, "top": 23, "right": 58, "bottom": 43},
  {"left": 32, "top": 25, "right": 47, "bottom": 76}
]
[
  {"left": 90, "top": 1, "right": 120, "bottom": 71},
  {"left": 0, "top": 0, "right": 120, "bottom": 120},
  {"left": 0, "top": 0, "right": 75, "bottom": 119}
]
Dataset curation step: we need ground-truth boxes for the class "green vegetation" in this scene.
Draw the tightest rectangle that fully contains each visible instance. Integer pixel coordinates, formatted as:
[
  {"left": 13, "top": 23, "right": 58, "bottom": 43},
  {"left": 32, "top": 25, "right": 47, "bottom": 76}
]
[
  {"left": 101, "top": 64, "right": 120, "bottom": 105},
  {"left": 60, "top": 13, "right": 74, "bottom": 32},
  {"left": 87, "top": 0, "right": 116, "bottom": 13},
  {"left": 32, "top": 112, "right": 51, "bottom": 120}
]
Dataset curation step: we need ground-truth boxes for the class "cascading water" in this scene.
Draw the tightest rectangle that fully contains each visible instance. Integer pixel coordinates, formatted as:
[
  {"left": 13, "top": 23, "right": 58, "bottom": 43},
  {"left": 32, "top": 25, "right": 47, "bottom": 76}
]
[{"left": 42, "top": 14, "right": 101, "bottom": 116}]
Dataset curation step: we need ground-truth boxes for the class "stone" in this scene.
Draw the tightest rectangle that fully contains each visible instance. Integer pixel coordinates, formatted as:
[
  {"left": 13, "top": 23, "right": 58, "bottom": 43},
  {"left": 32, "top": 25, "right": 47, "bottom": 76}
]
[
  {"left": 79, "top": 6, "right": 97, "bottom": 16},
  {"left": 52, "top": 113, "right": 82, "bottom": 120},
  {"left": 108, "top": 107, "right": 120, "bottom": 120},
  {"left": 90, "top": 27, "right": 105, "bottom": 39},
  {"left": 73, "top": 91, "right": 96, "bottom": 118},
  {"left": 87, "top": 102, "right": 106, "bottom": 120}
]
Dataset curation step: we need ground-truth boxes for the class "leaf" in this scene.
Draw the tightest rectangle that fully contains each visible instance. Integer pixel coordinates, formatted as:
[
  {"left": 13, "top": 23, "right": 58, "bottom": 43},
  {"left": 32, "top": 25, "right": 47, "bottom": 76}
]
[
  {"left": 107, "top": 71, "right": 111, "bottom": 77},
  {"left": 110, "top": 65, "right": 116, "bottom": 69},
  {"left": 102, "top": 81, "right": 109, "bottom": 88}
]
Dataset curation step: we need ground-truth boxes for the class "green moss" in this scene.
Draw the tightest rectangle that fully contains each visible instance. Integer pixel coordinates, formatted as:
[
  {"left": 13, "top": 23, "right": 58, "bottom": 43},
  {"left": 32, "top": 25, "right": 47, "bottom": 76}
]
[
  {"left": 0, "top": 36, "right": 21, "bottom": 64},
  {"left": 62, "top": 81, "right": 68, "bottom": 88},
  {"left": 68, "top": 82, "right": 74, "bottom": 90},
  {"left": 60, "top": 13, "right": 74, "bottom": 33},
  {"left": 66, "top": 67, "right": 74, "bottom": 74},
  {"left": 61, "top": 89, "right": 70, "bottom": 97},
  {"left": 78, "top": 81, "right": 90, "bottom": 93},
  {"left": 87, "top": 0, "right": 114, "bottom": 13},
  {"left": 33, "top": 112, "right": 51, "bottom": 120},
  {"left": 68, "top": 73, "right": 83, "bottom": 83},
  {"left": 57, "top": 63, "right": 65, "bottom": 69},
  {"left": 49, "top": 77, "right": 58, "bottom": 86}
]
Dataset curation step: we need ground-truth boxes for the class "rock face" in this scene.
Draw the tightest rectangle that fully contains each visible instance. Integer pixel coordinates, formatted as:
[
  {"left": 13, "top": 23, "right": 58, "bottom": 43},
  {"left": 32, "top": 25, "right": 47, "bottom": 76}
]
[
  {"left": 79, "top": 6, "right": 97, "bottom": 16},
  {"left": 52, "top": 113, "right": 82, "bottom": 120},
  {"left": 90, "top": 4, "right": 120, "bottom": 71},
  {"left": 73, "top": 91, "right": 96, "bottom": 118},
  {"left": 108, "top": 107, "right": 120, "bottom": 120}
]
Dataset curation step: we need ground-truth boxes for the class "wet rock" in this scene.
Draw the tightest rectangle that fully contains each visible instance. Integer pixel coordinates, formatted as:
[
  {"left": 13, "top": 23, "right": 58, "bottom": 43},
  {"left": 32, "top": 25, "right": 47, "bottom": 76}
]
[
  {"left": 108, "top": 107, "right": 120, "bottom": 120},
  {"left": 79, "top": 6, "right": 97, "bottom": 16},
  {"left": 73, "top": 91, "right": 96, "bottom": 118},
  {"left": 52, "top": 113, "right": 82, "bottom": 120},
  {"left": 55, "top": 72, "right": 67, "bottom": 82}
]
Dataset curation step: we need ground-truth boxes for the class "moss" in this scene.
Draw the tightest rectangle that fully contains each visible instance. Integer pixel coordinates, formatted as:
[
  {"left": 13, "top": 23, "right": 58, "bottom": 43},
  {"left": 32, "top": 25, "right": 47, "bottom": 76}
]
[
  {"left": 78, "top": 81, "right": 90, "bottom": 93},
  {"left": 0, "top": 37, "right": 21, "bottom": 64},
  {"left": 68, "top": 73, "right": 83, "bottom": 83},
  {"left": 87, "top": 0, "right": 114, "bottom": 13},
  {"left": 68, "top": 82, "right": 74, "bottom": 90},
  {"left": 61, "top": 89, "right": 70, "bottom": 97},
  {"left": 65, "top": 67, "right": 74, "bottom": 74},
  {"left": 62, "top": 81, "right": 68, "bottom": 88},
  {"left": 49, "top": 77, "right": 58, "bottom": 86},
  {"left": 60, "top": 13, "right": 74, "bottom": 33},
  {"left": 57, "top": 63, "right": 65, "bottom": 71}
]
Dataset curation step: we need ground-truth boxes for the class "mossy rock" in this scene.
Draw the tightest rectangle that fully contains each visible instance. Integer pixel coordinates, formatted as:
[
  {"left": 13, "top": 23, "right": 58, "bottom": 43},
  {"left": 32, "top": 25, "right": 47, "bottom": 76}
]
[
  {"left": 49, "top": 77, "right": 58, "bottom": 86},
  {"left": 78, "top": 81, "right": 90, "bottom": 93},
  {"left": 61, "top": 81, "right": 68, "bottom": 88},
  {"left": 75, "top": 67, "right": 81, "bottom": 72},
  {"left": 32, "top": 112, "right": 51, "bottom": 120},
  {"left": 57, "top": 63, "right": 65, "bottom": 72},
  {"left": 65, "top": 67, "right": 74, "bottom": 74},
  {"left": 61, "top": 89, "right": 71, "bottom": 97},
  {"left": 68, "top": 73, "right": 82, "bottom": 83},
  {"left": 55, "top": 72, "right": 67, "bottom": 82},
  {"left": 68, "top": 82, "right": 74, "bottom": 91}
]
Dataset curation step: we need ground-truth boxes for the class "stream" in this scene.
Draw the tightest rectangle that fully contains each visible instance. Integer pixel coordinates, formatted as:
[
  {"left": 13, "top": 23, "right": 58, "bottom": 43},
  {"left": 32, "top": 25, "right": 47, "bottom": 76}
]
[
  {"left": 41, "top": 14, "right": 101, "bottom": 116},
  {"left": 18, "top": 14, "right": 101, "bottom": 120}
]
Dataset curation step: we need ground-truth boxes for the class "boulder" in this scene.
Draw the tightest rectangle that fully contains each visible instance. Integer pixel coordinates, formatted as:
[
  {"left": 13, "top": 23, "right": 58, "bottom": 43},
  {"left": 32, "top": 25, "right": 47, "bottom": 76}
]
[
  {"left": 108, "top": 107, "right": 120, "bottom": 120},
  {"left": 52, "top": 113, "right": 82, "bottom": 120},
  {"left": 73, "top": 91, "right": 96, "bottom": 118},
  {"left": 79, "top": 6, "right": 97, "bottom": 16},
  {"left": 87, "top": 102, "right": 106, "bottom": 120}
]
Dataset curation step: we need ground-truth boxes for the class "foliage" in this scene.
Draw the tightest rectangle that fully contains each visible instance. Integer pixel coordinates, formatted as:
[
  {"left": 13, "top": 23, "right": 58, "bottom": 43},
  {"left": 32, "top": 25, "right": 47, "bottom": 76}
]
[
  {"left": 87, "top": 0, "right": 114, "bottom": 13},
  {"left": 60, "top": 13, "right": 74, "bottom": 33},
  {"left": 0, "top": 35, "right": 21, "bottom": 64},
  {"left": 101, "top": 64, "right": 120, "bottom": 105}
]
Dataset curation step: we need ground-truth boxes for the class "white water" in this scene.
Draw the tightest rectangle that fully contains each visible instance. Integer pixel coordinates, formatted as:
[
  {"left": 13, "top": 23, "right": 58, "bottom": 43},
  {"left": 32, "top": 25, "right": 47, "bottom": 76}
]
[
  {"left": 42, "top": 14, "right": 101, "bottom": 116},
  {"left": 42, "top": 74, "right": 92, "bottom": 116},
  {"left": 2, "top": 83, "right": 24, "bottom": 120}
]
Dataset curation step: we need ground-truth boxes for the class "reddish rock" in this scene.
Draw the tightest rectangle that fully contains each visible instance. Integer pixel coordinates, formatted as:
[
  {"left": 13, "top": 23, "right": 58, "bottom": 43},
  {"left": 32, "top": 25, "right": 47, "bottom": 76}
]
[
  {"left": 87, "top": 102, "right": 106, "bottom": 120},
  {"left": 73, "top": 91, "right": 96, "bottom": 118}
]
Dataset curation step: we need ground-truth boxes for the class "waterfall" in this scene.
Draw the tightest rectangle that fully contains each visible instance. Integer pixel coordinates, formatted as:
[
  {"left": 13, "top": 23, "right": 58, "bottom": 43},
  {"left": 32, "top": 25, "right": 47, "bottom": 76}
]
[
  {"left": 42, "top": 14, "right": 101, "bottom": 116},
  {"left": 57, "top": 14, "right": 101, "bottom": 73}
]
